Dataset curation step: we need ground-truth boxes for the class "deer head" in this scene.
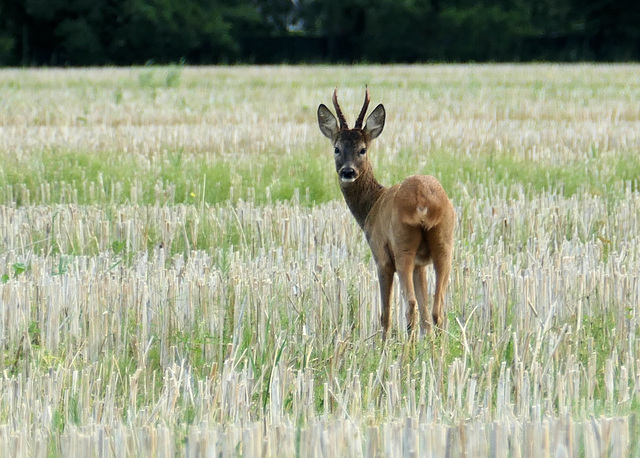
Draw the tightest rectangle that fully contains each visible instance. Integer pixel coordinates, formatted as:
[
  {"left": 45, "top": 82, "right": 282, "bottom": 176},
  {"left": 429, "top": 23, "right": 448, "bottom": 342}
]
[{"left": 317, "top": 87, "right": 386, "bottom": 184}]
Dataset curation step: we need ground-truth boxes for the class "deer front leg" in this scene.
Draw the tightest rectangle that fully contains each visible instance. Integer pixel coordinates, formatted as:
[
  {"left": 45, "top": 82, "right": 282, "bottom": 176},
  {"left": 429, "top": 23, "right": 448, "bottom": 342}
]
[{"left": 377, "top": 264, "right": 394, "bottom": 341}]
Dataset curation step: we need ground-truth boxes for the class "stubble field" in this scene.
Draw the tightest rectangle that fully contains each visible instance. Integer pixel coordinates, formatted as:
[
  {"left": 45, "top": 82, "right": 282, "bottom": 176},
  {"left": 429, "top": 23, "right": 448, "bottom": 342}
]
[{"left": 1, "top": 64, "right": 639, "bottom": 456}]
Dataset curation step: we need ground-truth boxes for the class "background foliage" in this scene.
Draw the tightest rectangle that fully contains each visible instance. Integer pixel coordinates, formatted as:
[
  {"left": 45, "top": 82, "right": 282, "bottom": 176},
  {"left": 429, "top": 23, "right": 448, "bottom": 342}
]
[{"left": 1, "top": 0, "right": 639, "bottom": 65}]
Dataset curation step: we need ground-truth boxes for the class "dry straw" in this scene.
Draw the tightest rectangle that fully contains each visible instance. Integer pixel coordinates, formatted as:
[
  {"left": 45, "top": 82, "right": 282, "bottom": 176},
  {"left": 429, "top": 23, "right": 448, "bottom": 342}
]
[{"left": 0, "top": 65, "right": 639, "bottom": 456}]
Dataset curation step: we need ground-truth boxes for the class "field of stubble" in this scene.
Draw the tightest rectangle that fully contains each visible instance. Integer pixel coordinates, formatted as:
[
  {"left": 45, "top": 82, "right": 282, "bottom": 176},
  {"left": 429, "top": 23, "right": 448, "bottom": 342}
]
[{"left": 0, "top": 64, "right": 639, "bottom": 456}]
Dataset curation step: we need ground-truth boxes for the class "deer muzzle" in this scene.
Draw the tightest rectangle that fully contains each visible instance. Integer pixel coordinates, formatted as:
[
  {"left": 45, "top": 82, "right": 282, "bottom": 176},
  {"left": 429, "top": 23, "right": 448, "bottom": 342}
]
[{"left": 339, "top": 167, "right": 358, "bottom": 183}]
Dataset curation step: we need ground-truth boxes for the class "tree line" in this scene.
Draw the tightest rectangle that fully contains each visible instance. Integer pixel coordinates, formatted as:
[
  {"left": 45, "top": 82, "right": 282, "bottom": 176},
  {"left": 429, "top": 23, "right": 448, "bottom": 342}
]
[{"left": 1, "top": 0, "right": 639, "bottom": 66}]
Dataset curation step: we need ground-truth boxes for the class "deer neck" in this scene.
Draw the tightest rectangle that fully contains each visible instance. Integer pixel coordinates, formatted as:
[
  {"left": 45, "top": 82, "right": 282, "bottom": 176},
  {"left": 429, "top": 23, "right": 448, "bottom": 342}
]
[{"left": 340, "top": 165, "right": 385, "bottom": 229}]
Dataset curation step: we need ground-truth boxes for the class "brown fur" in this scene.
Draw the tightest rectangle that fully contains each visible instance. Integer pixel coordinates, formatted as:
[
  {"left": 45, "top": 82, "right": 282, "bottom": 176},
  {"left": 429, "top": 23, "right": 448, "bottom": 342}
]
[{"left": 318, "top": 89, "right": 455, "bottom": 339}]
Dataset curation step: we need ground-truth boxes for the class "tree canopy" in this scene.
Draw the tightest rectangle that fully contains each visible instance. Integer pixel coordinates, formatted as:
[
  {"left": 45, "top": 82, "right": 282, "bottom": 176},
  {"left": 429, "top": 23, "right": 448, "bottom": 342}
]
[{"left": 1, "top": 0, "right": 638, "bottom": 65}]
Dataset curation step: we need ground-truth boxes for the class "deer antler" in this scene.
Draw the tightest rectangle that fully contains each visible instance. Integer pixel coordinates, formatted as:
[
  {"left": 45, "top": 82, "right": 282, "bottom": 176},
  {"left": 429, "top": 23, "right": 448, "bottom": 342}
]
[
  {"left": 354, "top": 86, "right": 370, "bottom": 129},
  {"left": 332, "top": 88, "right": 348, "bottom": 130}
]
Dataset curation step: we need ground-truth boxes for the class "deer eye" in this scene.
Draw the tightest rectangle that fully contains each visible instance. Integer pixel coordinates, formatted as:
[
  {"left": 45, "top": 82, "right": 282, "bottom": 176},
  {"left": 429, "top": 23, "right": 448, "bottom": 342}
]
[
  {"left": 334, "top": 147, "right": 340, "bottom": 155},
  {"left": 359, "top": 148, "right": 367, "bottom": 156}
]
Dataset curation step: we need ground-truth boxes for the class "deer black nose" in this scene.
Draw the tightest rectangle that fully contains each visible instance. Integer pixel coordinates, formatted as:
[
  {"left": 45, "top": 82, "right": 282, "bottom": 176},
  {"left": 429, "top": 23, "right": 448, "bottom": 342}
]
[{"left": 339, "top": 167, "right": 357, "bottom": 182}]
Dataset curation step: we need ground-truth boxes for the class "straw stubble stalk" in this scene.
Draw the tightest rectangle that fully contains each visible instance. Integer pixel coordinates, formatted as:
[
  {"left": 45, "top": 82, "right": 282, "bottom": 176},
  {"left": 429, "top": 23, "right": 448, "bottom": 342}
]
[
  {"left": 0, "top": 198, "right": 637, "bottom": 449},
  {"left": 1, "top": 65, "right": 640, "bottom": 456}
]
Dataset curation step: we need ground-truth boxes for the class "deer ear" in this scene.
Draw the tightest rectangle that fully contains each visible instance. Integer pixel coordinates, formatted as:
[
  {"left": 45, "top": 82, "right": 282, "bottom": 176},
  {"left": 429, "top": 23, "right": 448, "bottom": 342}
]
[
  {"left": 364, "top": 104, "right": 385, "bottom": 140},
  {"left": 317, "top": 104, "right": 338, "bottom": 141}
]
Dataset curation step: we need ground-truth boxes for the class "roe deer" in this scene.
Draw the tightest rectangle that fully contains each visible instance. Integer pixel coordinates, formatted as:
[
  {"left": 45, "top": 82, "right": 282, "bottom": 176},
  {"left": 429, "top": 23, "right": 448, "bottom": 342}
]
[{"left": 317, "top": 88, "right": 455, "bottom": 340}]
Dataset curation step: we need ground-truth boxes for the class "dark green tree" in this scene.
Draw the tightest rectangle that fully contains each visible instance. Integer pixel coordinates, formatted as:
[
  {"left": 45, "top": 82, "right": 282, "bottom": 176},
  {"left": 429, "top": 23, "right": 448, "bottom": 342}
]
[{"left": 0, "top": 0, "right": 638, "bottom": 65}]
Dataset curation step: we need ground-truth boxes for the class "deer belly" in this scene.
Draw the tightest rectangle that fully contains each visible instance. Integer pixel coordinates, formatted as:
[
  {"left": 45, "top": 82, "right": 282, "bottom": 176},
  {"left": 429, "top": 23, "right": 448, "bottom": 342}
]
[{"left": 415, "top": 239, "right": 432, "bottom": 266}]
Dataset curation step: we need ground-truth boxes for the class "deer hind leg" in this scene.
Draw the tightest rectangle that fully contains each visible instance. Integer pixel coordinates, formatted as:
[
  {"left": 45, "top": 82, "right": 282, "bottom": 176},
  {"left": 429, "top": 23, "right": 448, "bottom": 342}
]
[
  {"left": 431, "top": 243, "right": 453, "bottom": 329},
  {"left": 377, "top": 263, "right": 395, "bottom": 341},
  {"left": 413, "top": 265, "right": 431, "bottom": 335},
  {"left": 396, "top": 254, "right": 419, "bottom": 336}
]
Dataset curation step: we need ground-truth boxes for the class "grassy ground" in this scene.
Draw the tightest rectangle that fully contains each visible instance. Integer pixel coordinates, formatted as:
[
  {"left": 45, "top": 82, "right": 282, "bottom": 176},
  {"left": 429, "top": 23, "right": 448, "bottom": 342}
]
[{"left": 0, "top": 64, "right": 639, "bottom": 456}]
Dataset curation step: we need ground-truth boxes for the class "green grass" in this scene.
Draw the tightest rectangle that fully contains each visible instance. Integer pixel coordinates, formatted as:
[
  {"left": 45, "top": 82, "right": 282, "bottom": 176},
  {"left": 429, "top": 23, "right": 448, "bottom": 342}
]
[
  {"left": 0, "top": 147, "right": 342, "bottom": 206},
  {"left": 1, "top": 146, "right": 638, "bottom": 208},
  {"left": 0, "top": 64, "right": 639, "bottom": 455}
]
